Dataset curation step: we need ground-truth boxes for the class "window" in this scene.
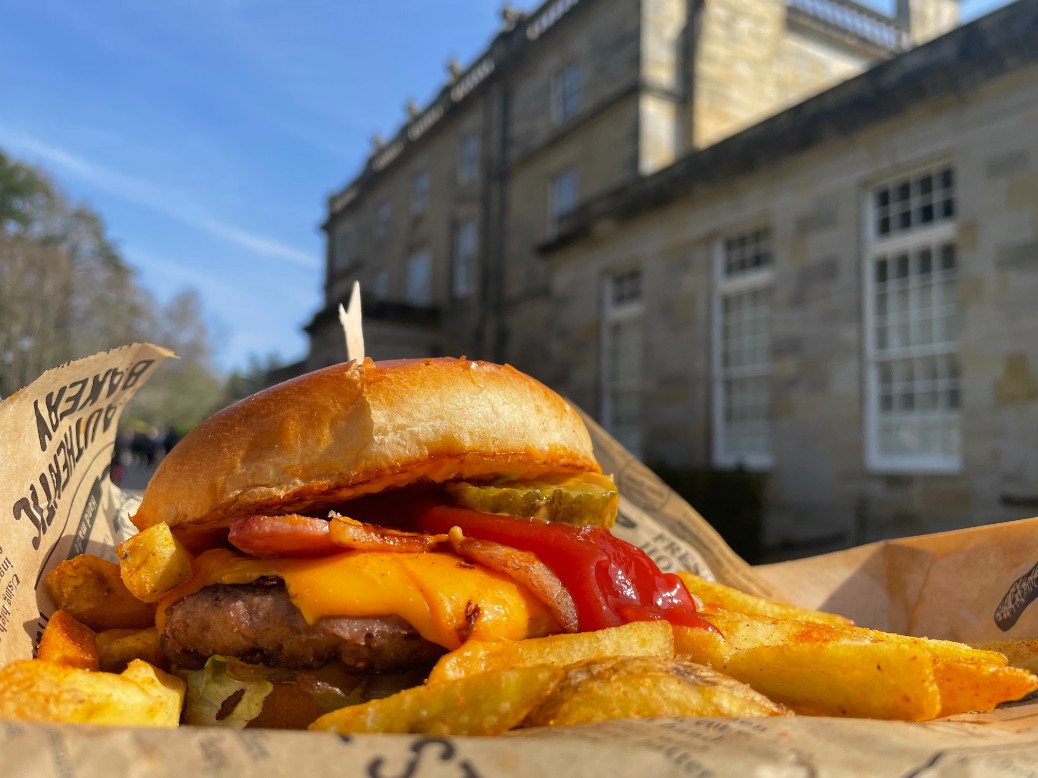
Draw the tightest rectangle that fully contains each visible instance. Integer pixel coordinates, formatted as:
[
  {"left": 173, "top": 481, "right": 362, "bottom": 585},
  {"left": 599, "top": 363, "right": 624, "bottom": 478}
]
[
  {"left": 551, "top": 63, "right": 581, "bottom": 125},
  {"left": 457, "top": 133, "right": 480, "bottom": 185},
  {"left": 547, "top": 169, "right": 579, "bottom": 238},
  {"left": 375, "top": 202, "right": 390, "bottom": 239},
  {"left": 452, "top": 220, "right": 477, "bottom": 297},
  {"left": 333, "top": 225, "right": 351, "bottom": 271},
  {"left": 601, "top": 269, "right": 644, "bottom": 457},
  {"left": 873, "top": 167, "right": 954, "bottom": 239},
  {"left": 406, "top": 250, "right": 432, "bottom": 305},
  {"left": 713, "top": 228, "right": 774, "bottom": 469},
  {"left": 412, "top": 171, "right": 429, "bottom": 214},
  {"left": 866, "top": 164, "right": 959, "bottom": 471}
]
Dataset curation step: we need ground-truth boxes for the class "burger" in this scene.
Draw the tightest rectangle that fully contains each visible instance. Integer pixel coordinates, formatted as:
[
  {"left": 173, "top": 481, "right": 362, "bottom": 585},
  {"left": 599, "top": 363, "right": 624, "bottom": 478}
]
[{"left": 132, "top": 356, "right": 706, "bottom": 726}]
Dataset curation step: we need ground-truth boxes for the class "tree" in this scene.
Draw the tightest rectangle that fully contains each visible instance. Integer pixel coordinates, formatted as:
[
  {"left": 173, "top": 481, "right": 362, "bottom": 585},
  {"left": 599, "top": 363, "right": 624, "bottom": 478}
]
[
  {"left": 222, "top": 351, "right": 286, "bottom": 406},
  {"left": 122, "top": 289, "right": 228, "bottom": 432},
  {"left": 0, "top": 153, "right": 76, "bottom": 396},
  {"left": 0, "top": 149, "right": 225, "bottom": 436}
]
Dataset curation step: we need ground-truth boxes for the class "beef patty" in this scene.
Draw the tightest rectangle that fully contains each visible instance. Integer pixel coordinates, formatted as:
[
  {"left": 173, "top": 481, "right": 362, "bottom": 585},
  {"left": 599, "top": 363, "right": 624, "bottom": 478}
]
[{"left": 162, "top": 580, "right": 445, "bottom": 671}]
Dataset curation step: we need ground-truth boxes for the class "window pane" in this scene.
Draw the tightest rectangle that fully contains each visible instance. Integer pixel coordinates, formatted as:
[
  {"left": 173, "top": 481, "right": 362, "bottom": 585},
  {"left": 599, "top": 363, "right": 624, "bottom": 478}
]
[
  {"left": 717, "top": 265, "right": 772, "bottom": 463},
  {"left": 724, "top": 228, "right": 773, "bottom": 278},
  {"left": 412, "top": 172, "right": 429, "bottom": 213},
  {"left": 406, "top": 252, "right": 432, "bottom": 304},
  {"left": 874, "top": 166, "right": 955, "bottom": 238},
  {"left": 602, "top": 294, "right": 643, "bottom": 455}
]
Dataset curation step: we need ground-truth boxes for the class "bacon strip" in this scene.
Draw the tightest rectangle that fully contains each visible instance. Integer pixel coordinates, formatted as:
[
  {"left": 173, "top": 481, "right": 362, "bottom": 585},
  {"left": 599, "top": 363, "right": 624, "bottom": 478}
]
[
  {"left": 449, "top": 532, "right": 580, "bottom": 633},
  {"left": 228, "top": 515, "right": 337, "bottom": 557},
  {"left": 327, "top": 516, "right": 446, "bottom": 552}
]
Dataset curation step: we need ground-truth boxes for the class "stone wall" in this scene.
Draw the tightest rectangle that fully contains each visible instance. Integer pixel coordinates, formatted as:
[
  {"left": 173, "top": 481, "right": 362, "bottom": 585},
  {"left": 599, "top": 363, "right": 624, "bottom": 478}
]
[
  {"left": 691, "top": 0, "right": 878, "bottom": 150},
  {"left": 311, "top": 0, "right": 893, "bottom": 380}
]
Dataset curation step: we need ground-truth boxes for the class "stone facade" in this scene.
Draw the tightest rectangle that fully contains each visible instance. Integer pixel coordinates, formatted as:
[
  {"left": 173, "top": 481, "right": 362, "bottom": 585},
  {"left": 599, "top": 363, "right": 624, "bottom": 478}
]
[
  {"left": 308, "top": 0, "right": 916, "bottom": 374},
  {"left": 543, "top": 0, "right": 1038, "bottom": 550}
]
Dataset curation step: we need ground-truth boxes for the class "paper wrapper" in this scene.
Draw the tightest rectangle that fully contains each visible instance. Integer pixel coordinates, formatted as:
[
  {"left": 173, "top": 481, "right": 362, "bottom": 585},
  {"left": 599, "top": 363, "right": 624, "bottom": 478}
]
[{"left": 3, "top": 345, "right": 1038, "bottom": 776}]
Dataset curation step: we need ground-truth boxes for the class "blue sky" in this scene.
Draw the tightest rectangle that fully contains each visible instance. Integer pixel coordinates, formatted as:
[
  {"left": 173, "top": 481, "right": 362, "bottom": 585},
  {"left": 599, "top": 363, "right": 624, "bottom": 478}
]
[{"left": 0, "top": 0, "right": 1010, "bottom": 373}]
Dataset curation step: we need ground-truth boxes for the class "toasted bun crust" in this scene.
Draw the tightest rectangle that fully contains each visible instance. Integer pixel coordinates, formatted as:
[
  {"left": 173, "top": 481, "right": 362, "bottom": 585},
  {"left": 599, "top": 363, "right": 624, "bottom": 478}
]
[{"left": 133, "top": 357, "right": 599, "bottom": 541}]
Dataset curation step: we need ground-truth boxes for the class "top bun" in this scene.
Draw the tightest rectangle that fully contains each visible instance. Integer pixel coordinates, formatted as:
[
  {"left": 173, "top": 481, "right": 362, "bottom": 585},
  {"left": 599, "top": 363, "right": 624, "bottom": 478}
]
[{"left": 132, "top": 357, "right": 599, "bottom": 541}]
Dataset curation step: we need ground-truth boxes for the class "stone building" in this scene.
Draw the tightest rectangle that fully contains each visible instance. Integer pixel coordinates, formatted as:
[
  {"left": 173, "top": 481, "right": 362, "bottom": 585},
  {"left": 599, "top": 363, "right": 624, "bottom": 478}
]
[
  {"left": 541, "top": 0, "right": 1038, "bottom": 549},
  {"left": 304, "top": 0, "right": 1038, "bottom": 551},
  {"left": 307, "top": 0, "right": 948, "bottom": 372}
]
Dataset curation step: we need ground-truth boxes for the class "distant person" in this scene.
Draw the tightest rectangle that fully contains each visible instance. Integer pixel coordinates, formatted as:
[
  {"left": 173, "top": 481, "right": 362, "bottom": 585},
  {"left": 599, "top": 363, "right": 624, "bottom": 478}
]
[
  {"left": 131, "top": 430, "right": 158, "bottom": 466},
  {"left": 109, "top": 447, "right": 126, "bottom": 486},
  {"left": 163, "top": 427, "right": 180, "bottom": 455}
]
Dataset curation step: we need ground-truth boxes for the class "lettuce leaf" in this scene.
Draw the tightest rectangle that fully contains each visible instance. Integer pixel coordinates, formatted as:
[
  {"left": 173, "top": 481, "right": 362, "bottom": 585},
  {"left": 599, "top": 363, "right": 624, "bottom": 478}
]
[{"left": 177, "top": 656, "right": 274, "bottom": 728}]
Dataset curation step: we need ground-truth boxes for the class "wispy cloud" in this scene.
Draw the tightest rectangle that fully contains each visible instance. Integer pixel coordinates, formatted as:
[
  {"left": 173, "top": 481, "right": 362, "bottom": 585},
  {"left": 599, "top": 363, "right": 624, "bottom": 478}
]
[{"left": 0, "top": 129, "right": 318, "bottom": 269}]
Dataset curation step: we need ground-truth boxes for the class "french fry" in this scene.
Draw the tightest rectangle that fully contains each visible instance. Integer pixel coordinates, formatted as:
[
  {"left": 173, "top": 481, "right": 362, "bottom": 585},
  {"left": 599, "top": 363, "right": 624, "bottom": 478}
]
[
  {"left": 45, "top": 555, "right": 156, "bottom": 630},
  {"left": 428, "top": 621, "right": 674, "bottom": 683},
  {"left": 522, "top": 657, "right": 789, "bottom": 728},
  {"left": 0, "top": 659, "right": 185, "bottom": 727},
  {"left": 36, "top": 610, "right": 99, "bottom": 671},
  {"left": 311, "top": 665, "right": 564, "bottom": 735},
  {"left": 95, "top": 627, "right": 167, "bottom": 673},
  {"left": 117, "top": 522, "right": 194, "bottom": 602},
  {"left": 678, "top": 571, "right": 853, "bottom": 625}
]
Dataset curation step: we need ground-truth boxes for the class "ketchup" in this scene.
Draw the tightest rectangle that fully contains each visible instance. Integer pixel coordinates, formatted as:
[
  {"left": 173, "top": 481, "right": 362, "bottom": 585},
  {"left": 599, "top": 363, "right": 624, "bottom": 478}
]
[{"left": 415, "top": 504, "right": 716, "bottom": 634}]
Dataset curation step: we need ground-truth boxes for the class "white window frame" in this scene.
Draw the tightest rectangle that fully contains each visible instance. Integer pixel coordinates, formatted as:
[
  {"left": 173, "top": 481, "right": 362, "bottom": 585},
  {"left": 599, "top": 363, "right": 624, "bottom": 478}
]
[
  {"left": 863, "top": 163, "right": 960, "bottom": 473},
  {"left": 452, "top": 219, "right": 477, "bottom": 298},
  {"left": 457, "top": 133, "right": 480, "bottom": 185},
  {"left": 405, "top": 250, "right": 432, "bottom": 305},
  {"left": 711, "top": 229, "right": 774, "bottom": 470},
  {"left": 551, "top": 62, "right": 581, "bottom": 125},
  {"left": 411, "top": 171, "right": 429, "bottom": 214},
  {"left": 375, "top": 201, "right": 390, "bottom": 239},
  {"left": 600, "top": 269, "right": 644, "bottom": 459},
  {"left": 547, "top": 169, "right": 579, "bottom": 238}
]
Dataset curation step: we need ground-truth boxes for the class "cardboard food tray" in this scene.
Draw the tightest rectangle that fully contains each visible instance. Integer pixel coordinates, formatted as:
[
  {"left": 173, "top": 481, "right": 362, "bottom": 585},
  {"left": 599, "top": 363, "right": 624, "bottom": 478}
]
[{"left": 3, "top": 344, "right": 1038, "bottom": 777}]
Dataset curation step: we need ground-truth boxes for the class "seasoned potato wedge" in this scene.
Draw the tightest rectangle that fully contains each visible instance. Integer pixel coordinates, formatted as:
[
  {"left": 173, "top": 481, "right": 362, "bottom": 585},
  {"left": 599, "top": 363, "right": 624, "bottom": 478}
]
[
  {"left": 311, "top": 665, "right": 563, "bottom": 736},
  {"left": 95, "top": 627, "right": 167, "bottom": 673},
  {"left": 36, "top": 610, "right": 99, "bottom": 671},
  {"left": 315, "top": 656, "right": 787, "bottom": 736},
  {"left": 0, "top": 659, "right": 184, "bottom": 727},
  {"left": 45, "top": 555, "right": 156, "bottom": 630},
  {"left": 934, "top": 658, "right": 1038, "bottom": 718},
  {"left": 676, "top": 610, "right": 1038, "bottom": 719},
  {"left": 723, "top": 641, "right": 942, "bottom": 720},
  {"left": 522, "top": 657, "right": 789, "bottom": 728},
  {"left": 428, "top": 621, "right": 674, "bottom": 683},
  {"left": 117, "top": 522, "right": 194, "bottom": 602},
  {"left": 972, "top": 638, "right": 1038, "bottom": 675}
]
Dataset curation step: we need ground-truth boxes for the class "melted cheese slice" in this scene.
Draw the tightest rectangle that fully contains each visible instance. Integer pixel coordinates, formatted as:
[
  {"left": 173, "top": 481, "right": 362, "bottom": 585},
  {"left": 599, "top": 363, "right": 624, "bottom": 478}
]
[{"left": 158, "top": 548, "right": 559, "bottom": 650}]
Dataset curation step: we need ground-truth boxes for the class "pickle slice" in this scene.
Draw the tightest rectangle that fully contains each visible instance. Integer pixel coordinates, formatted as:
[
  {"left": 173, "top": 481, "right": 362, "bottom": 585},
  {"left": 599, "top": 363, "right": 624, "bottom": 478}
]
[{"left": 445, "top": 472, "right": 618, "bottom": 528}]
